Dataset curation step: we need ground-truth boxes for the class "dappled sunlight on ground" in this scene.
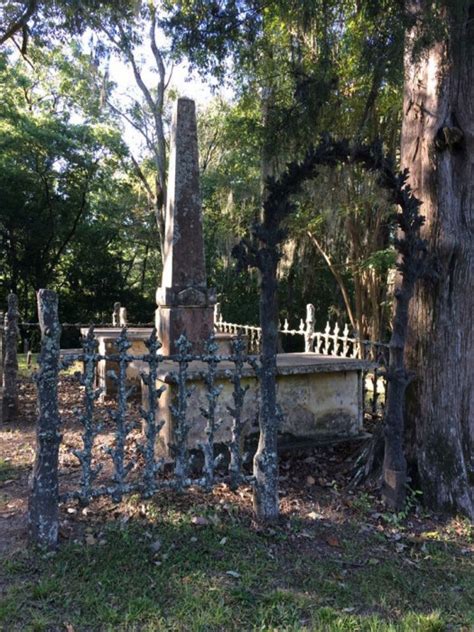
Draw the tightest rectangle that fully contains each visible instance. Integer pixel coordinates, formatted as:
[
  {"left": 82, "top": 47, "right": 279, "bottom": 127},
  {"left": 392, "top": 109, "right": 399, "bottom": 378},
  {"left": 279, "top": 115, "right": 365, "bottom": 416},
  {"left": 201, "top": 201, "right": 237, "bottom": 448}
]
[{"left": 0, "top": 377, "right": 473, "bottom": 630}]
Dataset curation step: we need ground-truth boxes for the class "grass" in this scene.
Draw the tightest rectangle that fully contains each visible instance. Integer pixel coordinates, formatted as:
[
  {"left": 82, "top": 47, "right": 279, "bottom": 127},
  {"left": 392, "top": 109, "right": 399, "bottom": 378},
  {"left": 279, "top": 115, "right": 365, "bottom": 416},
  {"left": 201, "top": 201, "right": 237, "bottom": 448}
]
[
  {"left": 17, "top": 353, "right": 38, "bottom": 377},
  {"left": 1, "top": 500, "right": 473, "bottom": 631},
  {"left": 0, "top": 458, "right": 18, "bottom": 483},
  {"left": 17, "top": 352, "right": 82, "bottom": 377}
]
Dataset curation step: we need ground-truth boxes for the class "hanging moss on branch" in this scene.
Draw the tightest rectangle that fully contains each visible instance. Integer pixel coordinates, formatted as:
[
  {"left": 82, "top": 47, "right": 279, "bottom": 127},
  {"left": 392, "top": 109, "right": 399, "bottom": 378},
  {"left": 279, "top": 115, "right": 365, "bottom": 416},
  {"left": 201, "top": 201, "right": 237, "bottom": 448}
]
[{"left": 233, "top": 134, "right": 429, "bottom": 520}]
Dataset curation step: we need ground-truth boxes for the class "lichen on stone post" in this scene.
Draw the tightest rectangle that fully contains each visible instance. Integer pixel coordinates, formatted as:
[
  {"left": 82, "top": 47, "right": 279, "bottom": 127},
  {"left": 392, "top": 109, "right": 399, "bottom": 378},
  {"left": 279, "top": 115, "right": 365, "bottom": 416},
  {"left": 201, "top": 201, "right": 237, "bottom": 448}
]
[
  {"left": 2, "top": 293, "right": 19, "bottom": 423},
  {"left": 28, "top": 289, "right": 61, "bottom": 549}
]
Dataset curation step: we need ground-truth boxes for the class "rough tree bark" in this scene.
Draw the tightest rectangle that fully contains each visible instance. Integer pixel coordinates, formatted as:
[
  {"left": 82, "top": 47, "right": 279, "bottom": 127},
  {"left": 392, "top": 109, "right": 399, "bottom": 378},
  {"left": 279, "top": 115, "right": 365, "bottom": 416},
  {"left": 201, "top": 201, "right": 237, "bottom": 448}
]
[
  {"left": 2, "top": 293, "right": 19, "bottom": 423},
  {"left": 28, "top": 289, "right": 61, "bottom": 548},
  {"left": 401, "top": 0, "right": 474, "bottom": 518}
]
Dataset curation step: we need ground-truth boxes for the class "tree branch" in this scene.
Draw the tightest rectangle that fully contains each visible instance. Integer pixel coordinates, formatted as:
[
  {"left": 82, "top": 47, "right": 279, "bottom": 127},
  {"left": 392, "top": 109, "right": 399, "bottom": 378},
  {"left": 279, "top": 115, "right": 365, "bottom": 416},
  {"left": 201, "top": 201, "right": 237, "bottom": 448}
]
[
  {"left": 307, "top": 230, "right": 357, "bottom": 331},
  {"left": 46, "top": 162, "right": 99, "bottom": 278},
  {"left": 0, "top": 0, "right": 37, "bottom": 47}
]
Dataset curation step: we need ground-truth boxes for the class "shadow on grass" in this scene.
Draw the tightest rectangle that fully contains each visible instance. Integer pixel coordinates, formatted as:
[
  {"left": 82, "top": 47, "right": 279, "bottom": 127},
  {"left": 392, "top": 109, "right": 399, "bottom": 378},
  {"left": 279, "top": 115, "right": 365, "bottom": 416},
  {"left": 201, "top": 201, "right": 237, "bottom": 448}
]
[
  {"left": 0, "top": 495, "right": 472, "bottom": 631},
  {"left": 0, "top": 458, "right": 30, "bottom": 484}
]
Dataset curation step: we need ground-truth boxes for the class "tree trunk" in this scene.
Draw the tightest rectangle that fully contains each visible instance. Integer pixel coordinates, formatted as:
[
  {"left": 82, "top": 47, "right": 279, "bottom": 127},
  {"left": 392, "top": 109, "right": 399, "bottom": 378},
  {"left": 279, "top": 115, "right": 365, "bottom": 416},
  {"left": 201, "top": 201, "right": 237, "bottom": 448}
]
[{"left": 401, "top": 0, "right": 474, "bottom": 518}]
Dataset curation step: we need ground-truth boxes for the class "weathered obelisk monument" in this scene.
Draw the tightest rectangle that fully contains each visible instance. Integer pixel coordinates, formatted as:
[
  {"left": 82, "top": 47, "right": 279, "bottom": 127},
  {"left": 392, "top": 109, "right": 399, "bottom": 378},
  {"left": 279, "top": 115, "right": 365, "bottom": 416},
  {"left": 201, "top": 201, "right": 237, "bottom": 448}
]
[{"left": 155, "top": 98, "right": 215, "bottom": 354}]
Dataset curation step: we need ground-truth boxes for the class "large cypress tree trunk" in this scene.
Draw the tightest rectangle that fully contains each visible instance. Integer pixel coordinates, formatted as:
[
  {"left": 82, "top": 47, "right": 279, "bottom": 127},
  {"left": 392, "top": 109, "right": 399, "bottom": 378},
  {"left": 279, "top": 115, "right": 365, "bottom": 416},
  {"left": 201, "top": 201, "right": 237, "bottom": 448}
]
[{"left": 401, "top": 0, "right": 474, "bottom": 518}]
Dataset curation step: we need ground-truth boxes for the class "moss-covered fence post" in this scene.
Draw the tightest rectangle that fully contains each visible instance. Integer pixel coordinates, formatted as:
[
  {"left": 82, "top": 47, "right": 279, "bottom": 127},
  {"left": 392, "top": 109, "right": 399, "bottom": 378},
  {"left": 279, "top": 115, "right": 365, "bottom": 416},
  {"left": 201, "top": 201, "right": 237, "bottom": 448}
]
[
  {"left": 0, "top": 310, "right": 4, "bottom": 391},
  {"left": 28, "top": 289, "right": 61, "bottom": 549},
  {"left": 2, "top": 293, "right": 19, "bottom": 423}
]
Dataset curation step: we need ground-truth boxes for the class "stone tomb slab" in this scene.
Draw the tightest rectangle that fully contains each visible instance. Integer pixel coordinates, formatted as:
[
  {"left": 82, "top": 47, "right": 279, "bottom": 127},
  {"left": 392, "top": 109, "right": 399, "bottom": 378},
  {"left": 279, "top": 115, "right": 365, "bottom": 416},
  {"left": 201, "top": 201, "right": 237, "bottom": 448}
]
[
  {"left": 132, "top": 353, "right": 375, "bottom": 455},
  {"left": 82, "top": 327, "right": 152, "bottom": 397},
  {"left": 85, "top": 328, "right": 245, "bottom": 398}
]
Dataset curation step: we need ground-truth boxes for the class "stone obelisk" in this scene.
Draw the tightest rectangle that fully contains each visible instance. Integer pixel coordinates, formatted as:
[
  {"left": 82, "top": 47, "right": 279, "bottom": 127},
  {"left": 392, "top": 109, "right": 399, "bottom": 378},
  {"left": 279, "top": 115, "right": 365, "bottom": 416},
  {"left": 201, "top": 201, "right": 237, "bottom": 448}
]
[{"left": 155, "top": 98, "right": 215, "bottom": 354}]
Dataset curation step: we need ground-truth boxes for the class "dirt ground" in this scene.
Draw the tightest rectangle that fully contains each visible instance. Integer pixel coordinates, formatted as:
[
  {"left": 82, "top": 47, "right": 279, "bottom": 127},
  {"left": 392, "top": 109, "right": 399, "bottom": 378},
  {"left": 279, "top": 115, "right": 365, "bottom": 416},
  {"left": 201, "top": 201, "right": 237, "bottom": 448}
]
[{"left": 0, "top": 376, "right": 472, "bottom": 559}]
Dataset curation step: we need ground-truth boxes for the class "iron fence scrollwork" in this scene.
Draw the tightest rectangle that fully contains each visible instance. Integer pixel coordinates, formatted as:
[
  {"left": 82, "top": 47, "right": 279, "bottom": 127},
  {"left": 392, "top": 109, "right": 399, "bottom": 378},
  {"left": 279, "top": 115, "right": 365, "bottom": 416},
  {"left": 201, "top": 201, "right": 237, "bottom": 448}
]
[{"left": 28, "top": 292, "right": 257, "bottom": 548}]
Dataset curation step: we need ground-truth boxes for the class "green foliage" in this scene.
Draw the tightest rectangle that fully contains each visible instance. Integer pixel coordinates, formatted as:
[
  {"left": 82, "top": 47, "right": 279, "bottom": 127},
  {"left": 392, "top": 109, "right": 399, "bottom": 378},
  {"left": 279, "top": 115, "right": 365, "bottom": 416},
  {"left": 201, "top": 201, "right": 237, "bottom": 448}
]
[
  {"left": 167, "top": 1, "right": 407, "bottom": 332},
  {"left": 0, "top": 0, "right": 139, "bottom": 52},
  {"left": 383, "top": 487, "right": 424, "bottom": 527},
  {"left": 0, "top": 0, "right": 447, "bottom": 332},
  {"left": 0, "top": 45, "right": 158, "bottom": 323},
  {"left": 198, "top": 98, "right": 261, "bottom": 323}
]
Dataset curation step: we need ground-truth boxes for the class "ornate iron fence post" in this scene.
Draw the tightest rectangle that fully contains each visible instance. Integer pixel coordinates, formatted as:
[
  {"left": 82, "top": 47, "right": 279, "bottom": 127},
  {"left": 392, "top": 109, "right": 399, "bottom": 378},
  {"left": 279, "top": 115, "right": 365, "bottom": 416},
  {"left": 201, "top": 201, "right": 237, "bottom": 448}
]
[
  {"left": 0, "top": 310, "right": 4, "bottom": 385},
  {"left": 170, "top": 335, "right": 193, "bottom": 490},
  {"left": 28, "top": 289, "right": 61, "bottom": 549},
  {"left": 73, "top": 327, "right": 101, "bottom": 504},
  {"left": 213, "top": 302, "right": 222, "bottom": 329},
  {"left": 2, "top": 293, "right": 19, "bottom": 423},
  {"left": 108, "top": 328, "right": 133, "bottom": 502},
  {"left": 304, "top": 303, "right": 315, "bottom": 352},
  {"left": 112, "top": 302, "right": 121, "bottom": 326},
  {"left": 227, "top": 335, "right": 250, "bottom": 490},
  {"left": 200, "top": 334, "right": 223, "bottom": 491},
  {"left": 252, "top": 253, "right": 281, "bottom": 523},
  {"left": 119, "top": 307, "right": 128, "bottom": 327}
]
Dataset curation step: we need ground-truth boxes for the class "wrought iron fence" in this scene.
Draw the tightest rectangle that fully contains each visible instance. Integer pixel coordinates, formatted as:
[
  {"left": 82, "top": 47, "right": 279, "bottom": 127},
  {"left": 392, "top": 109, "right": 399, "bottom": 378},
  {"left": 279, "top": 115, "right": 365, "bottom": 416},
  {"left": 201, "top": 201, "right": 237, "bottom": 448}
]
[
  {"left": 6, "top": 291, "right": 388, "bottom": 547},
  {"left": 61, "top": 331, "right": 253, "bottom": 502},
  {"left": 28, "top": 290, "right": 258, "bottom": 549}
]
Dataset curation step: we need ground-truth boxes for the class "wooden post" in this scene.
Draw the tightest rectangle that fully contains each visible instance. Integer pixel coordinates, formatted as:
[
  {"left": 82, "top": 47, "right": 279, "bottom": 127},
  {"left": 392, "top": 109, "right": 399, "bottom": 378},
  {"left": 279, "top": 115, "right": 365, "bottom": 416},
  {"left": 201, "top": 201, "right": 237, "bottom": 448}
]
[
  {"left": 332, "top": 322, "right": 340, "bottom": 356},
  {"left": 2, "top": 293, "right": 19, "bottom": 423},
  {"left": 342, "top": 324, "right": 350, "bottom": 358},
  {"left": 28, "top": 289, "right": 61, "bottom": 549},
  {"left": 323, "top": 322, "right": 331, "bottom": 355}
]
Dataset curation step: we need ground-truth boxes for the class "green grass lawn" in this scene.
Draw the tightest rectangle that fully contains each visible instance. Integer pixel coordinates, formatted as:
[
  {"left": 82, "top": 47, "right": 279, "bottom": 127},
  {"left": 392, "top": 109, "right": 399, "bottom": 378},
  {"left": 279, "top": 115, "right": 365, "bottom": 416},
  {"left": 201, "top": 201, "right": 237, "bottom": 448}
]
[
  {"left": 0, "top": 458, "right": 18, "bottom": 483},
  {"left": 17, "top": 352, "right": 83, "bottom": 378},
  {"left": 17, "top": 353, "right": 38, "bottom": 377},
  {"left": 1, "top": 497, "right": 472, "bottom": 631}
]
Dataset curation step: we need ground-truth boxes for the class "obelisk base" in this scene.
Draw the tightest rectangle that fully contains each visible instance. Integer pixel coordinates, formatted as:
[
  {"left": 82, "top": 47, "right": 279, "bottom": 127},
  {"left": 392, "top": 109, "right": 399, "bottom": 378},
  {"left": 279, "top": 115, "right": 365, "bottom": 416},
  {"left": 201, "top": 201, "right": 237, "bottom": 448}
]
[{"left": 155, "top": 305, "right": 214, "bottom": 355}]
